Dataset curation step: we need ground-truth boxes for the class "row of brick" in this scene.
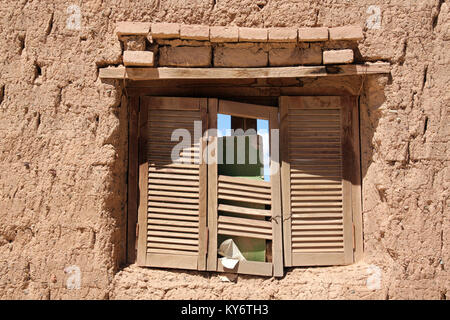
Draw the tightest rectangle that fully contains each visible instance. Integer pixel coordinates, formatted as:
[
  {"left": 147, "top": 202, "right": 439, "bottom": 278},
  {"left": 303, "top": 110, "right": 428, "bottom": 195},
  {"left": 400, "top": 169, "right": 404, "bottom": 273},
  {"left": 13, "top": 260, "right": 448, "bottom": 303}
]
[
  {"left": 123, "top": 47, "right": 354, "bottom": 67},
  {"left": 116, "top": 22, "right": 364, "bottom": 43}
]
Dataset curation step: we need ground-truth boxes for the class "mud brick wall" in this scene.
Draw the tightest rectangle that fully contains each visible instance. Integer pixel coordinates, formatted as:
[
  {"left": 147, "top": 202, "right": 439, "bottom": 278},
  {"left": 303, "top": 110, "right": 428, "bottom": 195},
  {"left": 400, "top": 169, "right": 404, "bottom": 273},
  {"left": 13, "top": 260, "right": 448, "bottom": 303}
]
[{"left": 0, "top": 0, "right": 448, "bottom": 300}]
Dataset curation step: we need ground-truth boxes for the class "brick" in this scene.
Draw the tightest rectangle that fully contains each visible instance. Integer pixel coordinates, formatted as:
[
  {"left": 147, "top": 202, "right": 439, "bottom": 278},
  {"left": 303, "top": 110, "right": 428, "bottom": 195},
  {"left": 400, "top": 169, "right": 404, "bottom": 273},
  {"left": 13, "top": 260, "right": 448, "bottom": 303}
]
[
  {"left": 122, "top": 36, "right": 146, "bottom": 51},
  {"left": 123, "top": 51, "right": 154, "bottom": 66},
  {"left": 210, "top": 26, "right": 239, "bottom": 42},
  {"left": 151, "top": 23, "right": 180, "bottom": 39},
  {"left": 214, "top": 47, "right": 268, "bottom": 67},
  {"left": 116, "top": 22, "right": 150, "bottom": 36},
  {"left": 268, "top": 28, "right": 297, "bottom": 42},
  {"left": 329, "top": 26, "right": 363, "bottom": 41},
  {"left": 269, "top": 46, "right": 322, "bottom": 66},
  {"left": 323, "top": 49, "right": 354, "bottom": 64},
  {"left": 159, "top": 46, "right": 212, "bottom": 67},
  {"left": 298, "top": 27, "right": 329, "bottom": 42},
  {"left": 180, "top": 25, "right": 209, "bottom": 41},
  {"left": 239, "top": 28, "right": 267, "bottom": 42}
]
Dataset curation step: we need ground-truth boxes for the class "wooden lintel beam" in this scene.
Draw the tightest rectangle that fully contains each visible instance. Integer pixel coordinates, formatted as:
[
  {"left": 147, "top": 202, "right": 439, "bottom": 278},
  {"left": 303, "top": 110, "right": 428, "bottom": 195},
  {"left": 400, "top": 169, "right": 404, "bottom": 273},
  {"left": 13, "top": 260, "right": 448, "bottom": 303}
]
[{"left": 99, "top": 63, "right": 390, "bottom": 80}]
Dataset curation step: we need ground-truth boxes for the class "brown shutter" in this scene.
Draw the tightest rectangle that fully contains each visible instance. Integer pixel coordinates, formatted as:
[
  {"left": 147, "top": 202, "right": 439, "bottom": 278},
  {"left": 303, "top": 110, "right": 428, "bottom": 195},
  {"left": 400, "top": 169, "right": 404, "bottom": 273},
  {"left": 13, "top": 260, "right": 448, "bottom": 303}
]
[
  {"left": 280, "top": 96, "right": 355, "bottom": 266},
  {"left": 137, "top": 97, "right": 208, "bottom": 270}
]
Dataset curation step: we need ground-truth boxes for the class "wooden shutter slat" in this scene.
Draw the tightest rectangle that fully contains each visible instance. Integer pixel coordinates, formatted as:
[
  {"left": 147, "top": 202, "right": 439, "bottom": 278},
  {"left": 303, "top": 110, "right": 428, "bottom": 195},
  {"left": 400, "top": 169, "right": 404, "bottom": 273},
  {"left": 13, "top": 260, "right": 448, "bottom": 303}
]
[
  {"left": 218, "top": 182, "right": 271, "bottom": 195},
  {"left": 147, "top": 236, "right": 198, "bottom": 246},
  {"left": 218, "top": 229, "right": 272, "bottom": 240},
  {"left": 218, "top": 175, "right": 271, "bottom": 188},
  {"left": 147, "top": 248, "right": 197, "bottom": 256},
  {"left": 218, "top": 188, "right": 271, "bottom": 200},
  {"left": 218, "top": 194, "right": 272, "bottom": 205},
  {"left": 147, "top": 213, "right": 199, "bottom": 222},
  {"left": 148, "top": 230, "right": 198, "bottom": 239},
  {"left": 148, "top": 218, "right": 198, "bottom": 227},
  {"left": 147, "top": 242, "right": 197, "bottom": 252},
  {"left": 149, "top": 224, "right": 198, "bottom": 233},
  {"left": 148, "top": 195, "right": 199, "bottom": 204},
  {"left": 217, "top": 204, "right": 272, "bottom": 217}
]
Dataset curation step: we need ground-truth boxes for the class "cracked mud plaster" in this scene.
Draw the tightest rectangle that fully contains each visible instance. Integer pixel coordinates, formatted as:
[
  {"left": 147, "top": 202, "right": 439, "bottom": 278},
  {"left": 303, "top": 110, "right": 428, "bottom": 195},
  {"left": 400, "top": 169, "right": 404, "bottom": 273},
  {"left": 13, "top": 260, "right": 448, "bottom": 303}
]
[{"left": 0, "top": 0, "right": 449, "bottom": 299}]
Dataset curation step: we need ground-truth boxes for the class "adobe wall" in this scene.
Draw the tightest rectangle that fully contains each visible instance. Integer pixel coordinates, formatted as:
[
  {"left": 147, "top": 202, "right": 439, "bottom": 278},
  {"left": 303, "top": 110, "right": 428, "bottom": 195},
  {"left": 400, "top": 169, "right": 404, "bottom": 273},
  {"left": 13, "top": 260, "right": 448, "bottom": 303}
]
[{"left": 0, "top": 0, "right": 448, "bottom": 299}]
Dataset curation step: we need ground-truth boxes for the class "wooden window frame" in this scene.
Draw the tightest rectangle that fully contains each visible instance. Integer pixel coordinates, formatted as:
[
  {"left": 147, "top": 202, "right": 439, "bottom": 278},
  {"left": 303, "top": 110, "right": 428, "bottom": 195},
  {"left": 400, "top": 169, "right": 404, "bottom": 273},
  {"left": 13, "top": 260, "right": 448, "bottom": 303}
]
[{"left": 126, "top": 94, "right": 363, "bottom": 271}]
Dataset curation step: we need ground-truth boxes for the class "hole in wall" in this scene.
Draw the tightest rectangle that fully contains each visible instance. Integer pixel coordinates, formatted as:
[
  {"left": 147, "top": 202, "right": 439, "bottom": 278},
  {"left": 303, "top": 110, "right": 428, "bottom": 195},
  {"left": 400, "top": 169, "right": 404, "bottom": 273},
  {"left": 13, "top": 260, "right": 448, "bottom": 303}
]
[
  {"left": 18, "top": 34, "right": 25, "bottom": 55},
  {"left": 46, "top": 13, "right": 54, "bottom": 36},
  {"left": 0, "top": 84, "right": 4, "bottom": 105}
]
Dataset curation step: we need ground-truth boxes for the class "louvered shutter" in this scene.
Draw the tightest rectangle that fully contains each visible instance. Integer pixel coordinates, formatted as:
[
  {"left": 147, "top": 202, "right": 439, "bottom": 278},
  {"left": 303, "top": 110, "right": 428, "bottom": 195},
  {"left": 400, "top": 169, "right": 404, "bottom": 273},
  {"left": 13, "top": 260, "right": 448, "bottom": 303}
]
[
  {"left": 280, "top": 96, "right": 355, "bottom": 266},
  {"left": 137, "top": 97, "right": 208, "bottom": 270}
]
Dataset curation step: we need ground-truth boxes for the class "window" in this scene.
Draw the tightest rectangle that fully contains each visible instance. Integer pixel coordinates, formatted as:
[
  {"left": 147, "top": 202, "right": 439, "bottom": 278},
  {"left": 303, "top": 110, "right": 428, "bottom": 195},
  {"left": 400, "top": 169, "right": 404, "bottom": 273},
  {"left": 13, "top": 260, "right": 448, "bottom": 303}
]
[{"left": 134, "top": 96, "right": 361, "bottom": 277}]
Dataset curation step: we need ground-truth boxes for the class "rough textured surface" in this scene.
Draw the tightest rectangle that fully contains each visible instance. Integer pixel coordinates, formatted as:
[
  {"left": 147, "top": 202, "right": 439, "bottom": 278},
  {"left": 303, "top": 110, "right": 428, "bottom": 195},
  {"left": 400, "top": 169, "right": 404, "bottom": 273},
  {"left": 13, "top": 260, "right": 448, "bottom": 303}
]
[
  {"left": 298, "top": 27, "right": 329, "bottom": 42},
  {"left": 323, "top": 49, "right": 354, "bottom": 64},
  {"left": 268, "top": 28, "right": 298, "bottom": 42},
  {"left": 210, "top": 26, "right": 239, "bottom": 42},
  {"left": 180, "top": 25, "right": 210, "bottom": 41},
  {"left": 214, "top": 46, "right": 268, "bottom": 67},
  {"left": 239, "top": 27, "right": 268, "bottom": 42},
  {"left": 269, "top": 46, "right": 322, "bottom": 66},
  {"left": 0, "top": 0, "right": 449, "bottom": 300},
  {"left": 123, "top": 51, "right": 154, "bottom": 66},
  {"left": 159, "top": 46, "right": 212, "bottom": 67}
]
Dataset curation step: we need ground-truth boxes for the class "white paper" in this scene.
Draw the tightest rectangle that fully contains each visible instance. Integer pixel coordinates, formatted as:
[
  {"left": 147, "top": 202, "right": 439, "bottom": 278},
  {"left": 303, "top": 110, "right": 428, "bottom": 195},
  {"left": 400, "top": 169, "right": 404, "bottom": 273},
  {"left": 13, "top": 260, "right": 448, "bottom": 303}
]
[{"left": 218, "top": 239, "right": 246, "bottom": 270}]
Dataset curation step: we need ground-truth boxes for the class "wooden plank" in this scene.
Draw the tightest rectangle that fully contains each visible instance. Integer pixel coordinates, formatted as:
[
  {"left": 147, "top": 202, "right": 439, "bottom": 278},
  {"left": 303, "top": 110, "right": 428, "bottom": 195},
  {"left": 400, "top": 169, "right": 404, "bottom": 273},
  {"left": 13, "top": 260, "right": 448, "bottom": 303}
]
[
  {"left": 146, "top": 214, "right": 199, "bottom": 223},
  {"left": 218, "top": 193, "right": 271, "bottom": 205},
  {"left": 218, "top": 175, "right": 271, "bottom": 188},
  {"left": 349, "top": 96, "right": 364, "bottom": 262},
  {"left": 218, "top": 215, "right": 272, "bottom": 229},
  {"left": 148, "top": 184, "right": 199, "bottom": 192},
  {"left": 218, "top": 204, "right": 271, "bottom": 217},
  {"left": 144, "top": 96, "right": 201, "bottom": 110},
  {"left": 147, "top": 236, "right": 198, "bottom": 245},
  {"left": 197, "top": 98, "right": 208, "bottom": 271},
  {"left": 148, "top": 207, "right": 198, "bottom": 215},
  {"left": 341, "top": 97, "right": 355, "bottom": 265},
  {"left": 148, "top": 201, "right": 199, "bottom": 210},
  {"left": 148, "top": 224, "right": 198, "bottom": 233},
  {"left": 218, "top": 181, "right": 271, "bottom": 195},
  {"left": 148, "top": 218, "right": 198, "bottom": 227},
  {"left": 279, "top": 96, "right": 292, "bottom": 266},
  {"left": 216, "top": 259, "right": 273, "bottom": 276},
  {"left": 218, "top": 223, "right": 272, "bottom": 236},
  {"left": 206, "top": 98, "right": 218, "bottom": 271},
  {"left": 269, "top": 108, "right": 284, "bottom": 277},
  {"left": 99, "top": 63, "right": 390, "bottom": 80},
  {"left": 218, "top": 229, "right": 272, "bottom": 240},
  {"left": 148, "top": 195, "right": 198, "bottom": 204},
  {"left": 146, "top": 253, "right": 198, "bottom": 270},
  {"left": 147, "top": 248, "right": 197, "bottom": 256},
  {"left": 127, "top": 96, "right": 139, "bottom": 264},
  {"left": 147, "top": 190, "right": 198, "bottom": 199},
  {"left": 218, "top": 100, "right": 276, "bottom": 120},
  {"left": 290, "top": 253, "right": 345, "bottom": 266},
  {"left": 218, "top": 188, "right": 271, "bottom": 200},
  {"left": 147, "top": 242, "right": 197, "bottom": 252},
  {"left": 136, "top": 98, "right": 149, "bottom": 266},
  {"left": 147, "top": 230, "right": 198, "bottom": 239},
  {"left": 148, "top": 173, "right": 199, "bottom": 181},
  {"left": 147, "top": 179, "right": 199, "bottom": 186}
]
